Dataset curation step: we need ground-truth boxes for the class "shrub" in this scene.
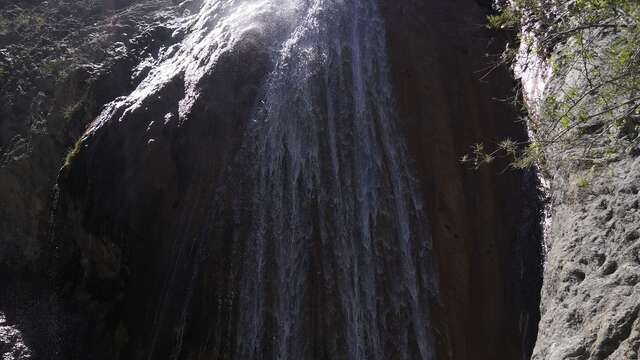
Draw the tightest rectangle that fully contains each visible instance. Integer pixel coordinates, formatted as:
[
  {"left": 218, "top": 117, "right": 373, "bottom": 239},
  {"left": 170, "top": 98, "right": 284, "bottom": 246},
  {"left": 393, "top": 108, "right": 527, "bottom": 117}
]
[{"left": 464, "top": 0, "right": 640, "bottom": 171}]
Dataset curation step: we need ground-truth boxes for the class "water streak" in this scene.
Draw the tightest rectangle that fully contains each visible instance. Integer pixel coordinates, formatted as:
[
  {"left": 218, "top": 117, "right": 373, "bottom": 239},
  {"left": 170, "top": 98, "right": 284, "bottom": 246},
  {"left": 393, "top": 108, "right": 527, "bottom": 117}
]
[{"left": 234, "top": 0, "right": 436, "bottom": 358}]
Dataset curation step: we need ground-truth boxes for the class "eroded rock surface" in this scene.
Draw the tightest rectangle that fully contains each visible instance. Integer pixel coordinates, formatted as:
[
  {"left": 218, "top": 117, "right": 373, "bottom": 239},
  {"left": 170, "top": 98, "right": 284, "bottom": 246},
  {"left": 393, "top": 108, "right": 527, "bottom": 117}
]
[
  {"left": 533, "top": 154, "right": 640, "bottom": 359},
  {"left": 0, "top": 313, "right": 31, "bottom": 360},
  {"left": 0, "top": 0, "right": 180, "bottom": 357},
  {"left": 0, "top": 0, "right": 179, "bottom": 272},
  {"left": 527, "top": 35, "right": 640, "bottom": 359}
]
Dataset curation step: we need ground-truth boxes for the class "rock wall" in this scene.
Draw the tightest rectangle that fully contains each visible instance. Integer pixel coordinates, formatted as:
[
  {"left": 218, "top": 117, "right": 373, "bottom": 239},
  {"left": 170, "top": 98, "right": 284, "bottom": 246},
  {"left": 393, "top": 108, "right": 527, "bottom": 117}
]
[
  {"left": 0, "top": 0, "right": 180, "bottom": 356},
  {"left": 533, "top": 153, "right": 640, "bottom": 359},
  {"left": 0, "top": 0, "right": 179, "bottom": 274},
  {"left": 527, "top": 46, "right": 640, "bottom": 359},
  {"left": 382, "top": 1, "right": 543, "bottom": 358}
]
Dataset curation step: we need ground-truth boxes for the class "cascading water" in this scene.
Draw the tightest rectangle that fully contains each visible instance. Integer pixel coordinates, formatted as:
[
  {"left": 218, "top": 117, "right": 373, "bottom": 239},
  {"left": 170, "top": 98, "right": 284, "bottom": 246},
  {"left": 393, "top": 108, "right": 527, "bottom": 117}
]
[
  {"left": 70, "top": 0, "right": 438, "bottom": 358},
  {"left": 234, "top": 1, "right": 436, "bottom": 358}
]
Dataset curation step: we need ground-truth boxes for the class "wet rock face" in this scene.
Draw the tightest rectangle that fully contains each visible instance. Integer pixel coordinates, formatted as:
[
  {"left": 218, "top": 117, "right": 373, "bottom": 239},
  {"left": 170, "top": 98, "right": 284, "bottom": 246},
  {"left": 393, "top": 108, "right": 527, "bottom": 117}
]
[
  {"left": 53, "top": 1, "right": 542, "bottom": 359},
  {"left": 56, "top": 1, "right": 440, "bottom": 358},
  {"left": 2, "top": 0, "right": 543, "bottom": 359}
]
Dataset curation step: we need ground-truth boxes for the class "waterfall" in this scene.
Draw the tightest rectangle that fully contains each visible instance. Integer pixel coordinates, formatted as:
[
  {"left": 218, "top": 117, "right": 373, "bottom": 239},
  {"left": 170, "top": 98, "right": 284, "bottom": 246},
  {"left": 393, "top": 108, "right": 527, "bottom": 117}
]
[
  {"left": 79, "top": 0, "right": 437, "bottom": 358},
  {"left": 234, "top": 1, "right": 436, "bottom": 358}
]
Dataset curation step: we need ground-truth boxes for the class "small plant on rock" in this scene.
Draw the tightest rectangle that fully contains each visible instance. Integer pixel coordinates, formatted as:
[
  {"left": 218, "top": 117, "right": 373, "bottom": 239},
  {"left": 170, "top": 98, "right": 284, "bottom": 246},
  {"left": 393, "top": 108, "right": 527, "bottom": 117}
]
[{"left": 64, "top": 138, "right": 82, "bottom": 168}]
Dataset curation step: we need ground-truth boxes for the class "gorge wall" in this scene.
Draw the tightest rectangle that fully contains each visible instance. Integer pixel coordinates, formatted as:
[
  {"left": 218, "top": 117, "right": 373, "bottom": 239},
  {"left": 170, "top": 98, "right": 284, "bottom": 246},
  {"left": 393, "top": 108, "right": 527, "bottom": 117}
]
[
  {"left": 533, "top": 120, "right": 640, "bottom": 359},
  {"left": 520, "top": 34, "right": 640, "bottom": 359},
  {"left": 0, "top": 0, "right": 543, "bottom": 359},
  {"left": 382, "top": 1, "right": 542, "bottom": 358}
]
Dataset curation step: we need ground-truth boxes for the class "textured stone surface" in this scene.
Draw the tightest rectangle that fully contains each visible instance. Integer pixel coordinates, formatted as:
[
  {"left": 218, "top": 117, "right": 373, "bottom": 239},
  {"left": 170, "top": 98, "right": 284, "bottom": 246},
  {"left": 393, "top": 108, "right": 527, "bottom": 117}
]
[
  {"left": 0, "top": 0, "right": 179, "bottom": 272},
  {"left": 533, "top": 153, "right": 640, "bottom": 359},
  {"left": 527, "top": 34, "right": 640, "bottom": 360},
  {"left": 0, "top": 313, "right": 31, "bottom": 360},
  {"left": 0, "top": 1, "right": 179, "bottom": 357}
]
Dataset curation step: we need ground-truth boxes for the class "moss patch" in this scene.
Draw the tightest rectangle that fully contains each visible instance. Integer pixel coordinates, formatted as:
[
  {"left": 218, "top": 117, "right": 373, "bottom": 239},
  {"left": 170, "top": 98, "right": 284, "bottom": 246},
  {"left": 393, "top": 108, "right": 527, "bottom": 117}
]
[{"left": 64, "top": 138, "right": 82, "bottom": 168}]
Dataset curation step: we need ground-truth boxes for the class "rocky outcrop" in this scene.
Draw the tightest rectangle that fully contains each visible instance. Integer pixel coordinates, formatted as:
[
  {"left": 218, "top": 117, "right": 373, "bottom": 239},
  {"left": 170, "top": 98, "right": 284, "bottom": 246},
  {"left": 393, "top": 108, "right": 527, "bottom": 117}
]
[
  {"left": 527, "top": 52, "right": 640, "bottom": 359},
  {"left": 533, "top": 153, "right": 640, "bottom": 359},
  {"left": 0, "top": 0, "right": 178, "bottom": 274},
  {"left": 0, "top": 0, "right": 180, "bottom": 356},
  {"left": 0, "top": 313, "right": 31, "bottom": 360}
]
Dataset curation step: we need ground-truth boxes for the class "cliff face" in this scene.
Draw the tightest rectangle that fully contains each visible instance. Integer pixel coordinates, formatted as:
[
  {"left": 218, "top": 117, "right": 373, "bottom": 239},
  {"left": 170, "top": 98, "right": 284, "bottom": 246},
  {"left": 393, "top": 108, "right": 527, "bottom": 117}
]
[
  {"left": 0, "top": 1, "right": 542, "bottom": 359},
  {"left": 382, "top": 2, "right": 543, "bottom": 358},
  {"left": 0, "top": 0, "right": 181, "bottom": 354},
  {"left": 534, "top": 153, "right": 640, "bottom": 359},
  {"left": 0, "top": 0, "right": 179, "bottom": 273},
  {"left": 524, "top": 45, "right": 640, "bottom": 359}
]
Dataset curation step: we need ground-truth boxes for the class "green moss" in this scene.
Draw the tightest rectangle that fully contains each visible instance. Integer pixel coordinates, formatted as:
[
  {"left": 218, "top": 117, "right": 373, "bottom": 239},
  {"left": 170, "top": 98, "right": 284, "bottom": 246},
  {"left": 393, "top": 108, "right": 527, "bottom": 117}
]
[
  {"left": 576, "top": 174, "right": 590, "bottom": 188},
  {"left": 487, "top": 6, "right": 521, "bottom": 29},
  {"left": 64, "top": 138, "right": 82, "bottom": 168}
]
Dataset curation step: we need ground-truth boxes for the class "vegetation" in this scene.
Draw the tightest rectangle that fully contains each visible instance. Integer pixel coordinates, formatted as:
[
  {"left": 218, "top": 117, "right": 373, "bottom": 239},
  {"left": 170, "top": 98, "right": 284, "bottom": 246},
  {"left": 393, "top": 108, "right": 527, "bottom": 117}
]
[
  {"left": 463, "top": 0, "right": 640, "bottom": 171},
  {"left": 64, "top": 138, "right": 83, "bottom": 168}
]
